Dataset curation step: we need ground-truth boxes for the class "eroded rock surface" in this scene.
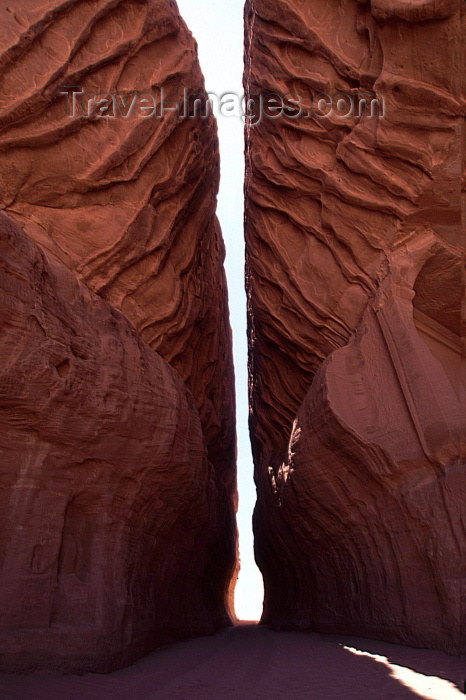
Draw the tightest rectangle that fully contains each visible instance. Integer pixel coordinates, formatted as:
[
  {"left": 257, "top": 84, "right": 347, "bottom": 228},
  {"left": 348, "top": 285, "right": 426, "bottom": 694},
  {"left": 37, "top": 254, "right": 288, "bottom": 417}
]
[
  {"left": 245, "top": 0, "right": 465, "bottom": 652},
  {"left": 0, "top": 0, "right": 236, "bottom": 672},
  {"left": 0, "top": 0, "right": 236, "bottom": 520},
  {"left": 0, "top": 214, "right": 231, "bottom": 672}
]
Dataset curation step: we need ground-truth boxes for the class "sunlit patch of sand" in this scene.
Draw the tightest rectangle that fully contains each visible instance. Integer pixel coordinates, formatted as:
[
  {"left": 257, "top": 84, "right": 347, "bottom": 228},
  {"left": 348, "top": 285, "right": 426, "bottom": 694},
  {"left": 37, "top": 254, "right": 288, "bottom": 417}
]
[{"left": 343, "top": 645, "right": 464, "bottom": 699}]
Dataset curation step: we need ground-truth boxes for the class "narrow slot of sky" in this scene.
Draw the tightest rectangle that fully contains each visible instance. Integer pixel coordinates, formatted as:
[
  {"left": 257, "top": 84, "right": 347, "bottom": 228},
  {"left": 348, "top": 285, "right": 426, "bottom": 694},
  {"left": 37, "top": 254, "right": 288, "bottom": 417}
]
[{"left": 175, "top": 0, "right": 264, "bottom": 620}]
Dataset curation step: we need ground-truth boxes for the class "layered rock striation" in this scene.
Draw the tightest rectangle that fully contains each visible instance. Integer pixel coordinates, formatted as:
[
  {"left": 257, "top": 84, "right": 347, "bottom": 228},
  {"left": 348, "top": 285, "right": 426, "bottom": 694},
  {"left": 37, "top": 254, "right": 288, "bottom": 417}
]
[
  {"left": 0, "top": 0, "right": 235, "bottom": 503},
  {"left": 0, "top": 0, "right": 236, "bottom": 672},
  {"left": 244, "top": 0, "right": 465, "bottom": 652}
]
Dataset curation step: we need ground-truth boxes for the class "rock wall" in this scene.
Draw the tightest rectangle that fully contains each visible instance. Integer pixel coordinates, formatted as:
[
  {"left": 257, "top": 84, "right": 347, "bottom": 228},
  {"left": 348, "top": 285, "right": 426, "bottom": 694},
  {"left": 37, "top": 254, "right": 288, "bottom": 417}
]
[
  {"left": 0, "top": 0, "right": 236, "bottom": 672},
  {"left": 244, "top": 0, "right": 465, "bottom": 652},
  {"left": 0, "top": 214, "right": 229, "bottom": 671},
  {"left": 0, "top": 0, "right": 236, "bottom": 503}
]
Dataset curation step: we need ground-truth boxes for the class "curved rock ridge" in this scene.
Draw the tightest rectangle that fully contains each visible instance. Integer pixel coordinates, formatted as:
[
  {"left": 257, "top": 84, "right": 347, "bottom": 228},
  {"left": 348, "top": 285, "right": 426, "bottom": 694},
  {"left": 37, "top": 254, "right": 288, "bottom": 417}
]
[
  {"left": 0, "top": 0, "right": 236, "bottom": 542},
  {"left": 0, "top": 213, "right": 230, "bottom": 672},
  {"left": 244, "top": 0, "right": 465, "bottom": 651}
]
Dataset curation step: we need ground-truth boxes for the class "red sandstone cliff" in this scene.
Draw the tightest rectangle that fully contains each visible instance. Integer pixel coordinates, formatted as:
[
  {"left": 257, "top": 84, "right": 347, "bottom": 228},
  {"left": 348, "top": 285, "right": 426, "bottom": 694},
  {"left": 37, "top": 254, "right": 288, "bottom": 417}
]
[
  {"left": 0, "top": 0, "right": 235, "bottom": 506},
  {"left": 0, "top": 0, "right": 236, "bottom": 672},
  {"left": 244, "top": 0, "right": 465, "bottom": 652}
]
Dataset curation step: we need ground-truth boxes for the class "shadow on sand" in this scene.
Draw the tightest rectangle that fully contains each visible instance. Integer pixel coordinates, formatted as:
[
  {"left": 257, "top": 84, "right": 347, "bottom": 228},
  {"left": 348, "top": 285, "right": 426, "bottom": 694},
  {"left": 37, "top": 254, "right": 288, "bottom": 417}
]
[{"left": 0, "top": 624, "right": 464, "bottom": 699}]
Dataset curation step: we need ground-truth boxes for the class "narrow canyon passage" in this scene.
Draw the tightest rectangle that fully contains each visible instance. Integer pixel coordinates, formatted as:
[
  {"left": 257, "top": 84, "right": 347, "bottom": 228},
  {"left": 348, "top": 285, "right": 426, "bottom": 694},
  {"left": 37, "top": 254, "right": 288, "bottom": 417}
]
[
  {"left": 176, "top": 0, "right": 264, "bottom": 621},
  {"left": 0, "top": 0, "right": 464, "bottom": 691}
]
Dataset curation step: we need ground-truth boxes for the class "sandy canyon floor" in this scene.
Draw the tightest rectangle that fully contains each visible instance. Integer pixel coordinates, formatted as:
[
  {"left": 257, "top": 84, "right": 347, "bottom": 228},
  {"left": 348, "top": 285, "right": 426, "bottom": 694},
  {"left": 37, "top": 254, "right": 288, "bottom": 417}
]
[{"left": 0, "top": 624, "right": 464, "bottom": 699}]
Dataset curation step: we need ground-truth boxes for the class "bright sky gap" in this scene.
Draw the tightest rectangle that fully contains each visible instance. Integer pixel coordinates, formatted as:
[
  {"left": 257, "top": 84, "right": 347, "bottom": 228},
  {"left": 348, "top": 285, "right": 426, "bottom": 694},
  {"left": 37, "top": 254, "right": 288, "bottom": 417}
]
[{"left": 175, "top": 0, "right": 264, "bottom": 620}]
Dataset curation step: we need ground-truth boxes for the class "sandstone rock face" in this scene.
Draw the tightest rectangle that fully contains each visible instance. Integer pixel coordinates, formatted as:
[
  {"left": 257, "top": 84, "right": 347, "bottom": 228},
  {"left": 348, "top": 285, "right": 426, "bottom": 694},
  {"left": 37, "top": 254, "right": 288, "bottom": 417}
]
[
  {"left": 245, "top": 0, "right": 465, "bottom": 652},
  {"left": 0, "top": 214, "right": 231, "bottom": 671},
  {"left": 0, "top": 0, "right": 236, "bottom": 672},
  {"left": 0, "top": 0, "right": 236, "bottom": 524}
]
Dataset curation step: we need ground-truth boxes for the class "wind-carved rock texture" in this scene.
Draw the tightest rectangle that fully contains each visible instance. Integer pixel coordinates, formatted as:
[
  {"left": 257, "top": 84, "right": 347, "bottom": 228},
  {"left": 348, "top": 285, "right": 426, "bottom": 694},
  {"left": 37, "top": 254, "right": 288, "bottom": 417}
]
[
  {"left": 0, "top": 0, "right": 236, "bottom": 672},
  {"left": 0, "top": 0, "right": 235, "bottom": 505},
  {"left": 244, "top": 0, "right": 465, "bottom": 652}
]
